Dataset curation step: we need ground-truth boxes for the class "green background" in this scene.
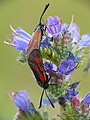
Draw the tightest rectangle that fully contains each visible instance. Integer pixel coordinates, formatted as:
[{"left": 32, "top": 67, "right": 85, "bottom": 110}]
[{"left": 0, "top": 0, "right": 90, "bottom": 119}]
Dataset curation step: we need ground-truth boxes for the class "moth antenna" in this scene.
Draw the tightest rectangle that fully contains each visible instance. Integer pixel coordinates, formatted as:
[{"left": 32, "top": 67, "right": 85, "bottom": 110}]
[
  {"left": 38, "top": 89, "right": 44, "bottom": 109},
  {"left": 39, "top": 3, "right": 49, "bottom": 24},
  {"left": 45, "top": 90, "right": 55, "bottom": 108}
]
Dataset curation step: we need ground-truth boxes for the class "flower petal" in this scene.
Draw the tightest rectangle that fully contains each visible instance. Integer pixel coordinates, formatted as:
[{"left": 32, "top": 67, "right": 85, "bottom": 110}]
[
  {"left": 79, "top": 34, "right": 90, "bottom": 49},
  {"left": 10, "top": 90, "right": 35, "bottom": 113},
  {"left": 15, "top": 27, "right": 31, "bottom": 41},
  {"left": 57, "top": 60, "right": 75, "bottom": 76},
  {"left": 82, "top": 92, "right": 90, "bottom": 104},
  {"left": 12, "top": 36, "right": 29, "bottom": 50},
  {"left": 46, "top": 16, "right": 61, "bottom": 37}
]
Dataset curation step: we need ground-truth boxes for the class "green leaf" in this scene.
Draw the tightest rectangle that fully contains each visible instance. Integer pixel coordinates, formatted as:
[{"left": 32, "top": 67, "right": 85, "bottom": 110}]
[
  {"left": 43, "top": 111, "right": 48, "bottom": 120},
  {"left": 17, "top": 51, "right": 27, "bottom": 63},
  {"left": 13, "top": 110, "right": 43, "bottom": 120}
]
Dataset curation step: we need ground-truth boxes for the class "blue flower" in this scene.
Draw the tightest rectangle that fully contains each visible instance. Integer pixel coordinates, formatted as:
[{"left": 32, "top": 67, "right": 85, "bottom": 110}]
[
  {"left": 61, "top": 22, "right": 80, "bottom": 42},
  {"left": 82, "top": 92, "right": 90, "bottom": 105},
  {"left": 57, "top": 60, "right": 75, "bottom": 76},
  {"left": 64, "top": 88, "right": 78, "bottom": 102},
  {"left": 14, "top": 27, "right": 31, "bottom": 40},
  {"left": 69, "top": 23, "right": 80, "bottom": 41},
  {"left": 61, "top": 24, "right": 69, "bottom": 32},
  {"left": 44, "top": 61, "right": 53, "bottom": 72},
  {"left": 43, "top": 98, "right": 55, "bottom": 106},
  {"left": 44, "top": 61, "right": 57, "bottom": 73},
  {"left": 9, "top": 90, "right": 35, "bottom": 113},
  {"left": 43, "top": 94, "right": 55, "bottom": 106},
  {"left": 58, "top": 96, "right": 66, "bottom": 109},
  {"left": 12, "top": 36, "right": 30, "bottom": 51},
  {"left": 46, "top": 16, "right": 62, "bottom": 37},
  {"left": 5, "top": 26, "right": 31, "bottom": 51},
  {"left": 67, "top": 51, "right": 79, "bottom": 63},
  {"left": 79, "top": 34, "right": 90, "bottom": 49},
  {"left": 67, "top": 81, "right": 80, "bottom": 89},
  {"left": 40, "top": 36, "right": 51, "bottom": 48}
]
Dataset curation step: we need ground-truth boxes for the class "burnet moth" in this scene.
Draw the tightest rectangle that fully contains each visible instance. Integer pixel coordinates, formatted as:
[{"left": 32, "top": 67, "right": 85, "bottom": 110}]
[
  {"left": 28, "top": 49, "right": 54, "bottom": 108},
  {"left": 27, "top": 4, "right": 55, "bottom": 108}
]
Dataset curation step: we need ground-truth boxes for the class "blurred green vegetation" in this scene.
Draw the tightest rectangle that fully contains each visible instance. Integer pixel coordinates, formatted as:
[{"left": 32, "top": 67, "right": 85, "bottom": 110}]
[{"left": 0, "top": 0, "right": 90, "bottom": 120}]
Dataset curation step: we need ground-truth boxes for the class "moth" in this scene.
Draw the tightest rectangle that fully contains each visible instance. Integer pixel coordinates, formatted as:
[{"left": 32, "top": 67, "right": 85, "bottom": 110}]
[
  {"left": 28, "top": 49, "right": 54, "bottom": 108},
  {"left": 27, "top": 4, "right": 54, "bottom": 108}
]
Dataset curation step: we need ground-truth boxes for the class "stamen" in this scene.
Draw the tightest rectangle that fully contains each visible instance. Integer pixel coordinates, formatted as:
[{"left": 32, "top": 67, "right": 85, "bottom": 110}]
[
  {"left": 68, "top": 15, "right": 75, "bottom": 33},
  {"left": 70, "top": 15, "right": 74, "bottom": 27},
  {"left": 10, "top": 25, "right": 19, "bottom": 35}
]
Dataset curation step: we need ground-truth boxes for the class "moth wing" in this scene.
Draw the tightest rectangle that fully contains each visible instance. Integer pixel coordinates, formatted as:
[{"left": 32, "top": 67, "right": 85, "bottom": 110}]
[
  {"left": 26, "top": 30, "right": 41, "bottom": 54},
  {"left": 28, "top": 49, "right": 48, "bottom": 84}
]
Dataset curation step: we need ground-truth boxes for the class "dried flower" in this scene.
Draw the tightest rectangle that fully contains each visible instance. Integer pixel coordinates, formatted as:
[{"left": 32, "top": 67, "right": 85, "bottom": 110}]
[{"left": 71, "top": 96, "right": 80, "bottom": 110}]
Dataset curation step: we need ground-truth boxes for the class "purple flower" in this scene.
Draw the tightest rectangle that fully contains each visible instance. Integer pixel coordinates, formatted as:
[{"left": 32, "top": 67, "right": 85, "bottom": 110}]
[
  {"left": 46, "top": 16, "right": 62, "bottom": 37},
  {"left": 58, "top": 96, "right": 66, "bottom": 109},
  {"left": 5, "top": 26, "right": 31, "bottom": 51},
  {"left": 57, "top": 60, "right": 75, "bottom": 76},
  {"left": 61, "top": 23, "right": 80, "bottom": 42},
  {"left": 9, "top": 90, "right": 35, "bottom": 113},
  {"left": 82, "top": 92, "right": 90, "bottom": 105},
  {"left": 67, "top": 81, "right": 80, "bottom": 89},
  {"left": 12, "top": 36, "right": 30, "bottom": 51},
  {"left": 14, "top": 27, "right": 31, "bottom": 40},
  {"left": 69, "top": 23, "right": 80, "bottom": 41},
  {"left": 42, "top": 93, "right": 55, "bottom": 106},
  {"left": 44, "top": 61, "right": 53, "bottom": 72},
  {"left": 61, "top": 24, "right": 69, "bottom": 32},
  {"left": 44, "top": 61, "right": 57, "bottom": 73},
  {"left": 79, "top": 34, "right": 90, "bottom": 49},
  {"left": 40, "top": 36, "right": 51, "bottom": 48},
  {"left": 67, "top": 51, "right": 79, "bottom": 63},
  {"left": 64, "top": 88, "right": 78, "bottom": 102}
]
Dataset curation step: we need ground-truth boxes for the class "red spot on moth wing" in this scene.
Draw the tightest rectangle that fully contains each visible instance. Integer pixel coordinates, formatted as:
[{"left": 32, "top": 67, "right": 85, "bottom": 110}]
[
  {"left": 34, "top": 57, "right": 41, "bottom": 64},
  {"left": 39, "top": 74, "right": 45, "bottom": 81},
  {"left": 39, "top": 66, "right": 44, "bottom": 72},
  {"left": 33, "top": 65, "right": 38, "bottom": 70}
]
